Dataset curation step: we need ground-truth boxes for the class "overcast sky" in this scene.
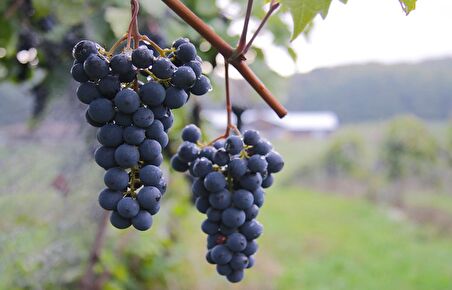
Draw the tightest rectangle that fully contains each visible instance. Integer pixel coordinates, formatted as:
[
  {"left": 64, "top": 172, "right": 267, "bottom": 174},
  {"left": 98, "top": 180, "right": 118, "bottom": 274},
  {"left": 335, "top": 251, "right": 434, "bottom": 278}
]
[{"left": 264, "top": 0, "right": 452, "bottom": 75}]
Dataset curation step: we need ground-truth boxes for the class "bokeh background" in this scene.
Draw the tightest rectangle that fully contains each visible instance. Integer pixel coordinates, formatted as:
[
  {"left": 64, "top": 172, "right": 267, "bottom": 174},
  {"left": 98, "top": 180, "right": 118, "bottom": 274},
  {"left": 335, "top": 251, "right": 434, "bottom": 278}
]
[{"left": 1, "top": 0, "right": 452, "bottom": 289}]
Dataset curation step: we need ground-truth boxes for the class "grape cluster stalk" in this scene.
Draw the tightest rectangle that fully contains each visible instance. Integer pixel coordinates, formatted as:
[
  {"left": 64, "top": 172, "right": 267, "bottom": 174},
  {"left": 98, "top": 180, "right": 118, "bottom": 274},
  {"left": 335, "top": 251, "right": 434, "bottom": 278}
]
[
  {"left": 70, "top": 37, "right": 211, "bottom": 231},
  {"left": 171, "top": 124, "right": 284, "bottom": 282}
]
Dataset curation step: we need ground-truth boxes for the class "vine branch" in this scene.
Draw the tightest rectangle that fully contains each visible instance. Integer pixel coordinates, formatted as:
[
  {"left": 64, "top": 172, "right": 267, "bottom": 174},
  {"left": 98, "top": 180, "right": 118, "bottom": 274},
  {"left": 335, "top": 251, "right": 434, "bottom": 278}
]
[{"left": 161, "top": 0, "right": 288, "bottom": 118}]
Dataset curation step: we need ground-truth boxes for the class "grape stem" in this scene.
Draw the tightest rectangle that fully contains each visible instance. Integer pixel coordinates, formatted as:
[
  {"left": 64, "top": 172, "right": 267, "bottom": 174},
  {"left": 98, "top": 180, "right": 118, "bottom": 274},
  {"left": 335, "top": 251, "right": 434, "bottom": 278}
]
[{"left": 161, "top": 0, "right": 287, "bottom": 118}]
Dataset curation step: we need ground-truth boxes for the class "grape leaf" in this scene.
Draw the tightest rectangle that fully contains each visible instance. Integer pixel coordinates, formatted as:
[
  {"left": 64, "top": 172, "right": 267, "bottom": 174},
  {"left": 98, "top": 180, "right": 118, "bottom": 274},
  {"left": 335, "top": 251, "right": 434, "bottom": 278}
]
[
  {"left": 281, "top": 0, "right": 347, "bottom": 41},
  {"left": 399, "top": 0, "right": 416, "bottom": 15}
]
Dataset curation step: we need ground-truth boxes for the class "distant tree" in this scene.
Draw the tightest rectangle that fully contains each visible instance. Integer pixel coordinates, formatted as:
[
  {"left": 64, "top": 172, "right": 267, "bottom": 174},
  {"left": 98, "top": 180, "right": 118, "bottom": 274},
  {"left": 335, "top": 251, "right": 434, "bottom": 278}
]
[{"left": 381, "top": 115, "right": 438, "bottom": 180}]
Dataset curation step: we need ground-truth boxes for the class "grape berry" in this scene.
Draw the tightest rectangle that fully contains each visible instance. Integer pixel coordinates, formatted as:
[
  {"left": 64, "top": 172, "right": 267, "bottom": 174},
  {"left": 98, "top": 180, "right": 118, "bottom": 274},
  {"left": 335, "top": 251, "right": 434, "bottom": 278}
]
[
  {"left": 71, "top": 38, "right": 211, "bottom": 231},
  {"left": 171, "top": 124, "right": 284, "bottom": 282}
]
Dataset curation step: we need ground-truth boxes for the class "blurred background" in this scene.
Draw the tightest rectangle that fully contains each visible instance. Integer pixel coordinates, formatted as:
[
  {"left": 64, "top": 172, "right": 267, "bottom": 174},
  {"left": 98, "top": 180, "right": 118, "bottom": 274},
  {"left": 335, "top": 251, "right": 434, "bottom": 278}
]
[{"left": 1, "top": 0, "right": 452, "bottom": 289}]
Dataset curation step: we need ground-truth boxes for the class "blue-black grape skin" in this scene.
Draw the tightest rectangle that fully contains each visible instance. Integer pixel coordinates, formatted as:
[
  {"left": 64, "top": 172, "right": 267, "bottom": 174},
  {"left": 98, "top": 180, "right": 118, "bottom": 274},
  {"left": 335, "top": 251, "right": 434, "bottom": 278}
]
[
  {"left": 253, "top": 188, "right": 265, "bottom": 208},
  {"left": 228, "top": 158, "right": 248, "bottom": 179},
  {"left": 98, "top": 188, "right": 123, "bottom": 210},
  {"left": 226, "top": 270, "right": 244, "bottom": 283},
  {"left": 151, "top": 57, "right": 175, "bottom": 79},
  {"left": 225, "top": 233, "right": 247, "bottom": 252},
  {"left": 137, "top": 186, "right": 161, "bottom": 210},
  {"left": 132, "top": 210, "right": 153, "bottom": 231},
  {"left": 172, "top": 66, "right": 197, "bottom": 89},
  {"left": 190, "top": 75, "right": 212, "bottom": 95},
  {"left": 85, "top": 110, "right": 104, "bottom": 127},
  {"left": 132, "top": 46, "right": 154, "bottom": 68},
  {"left": 177, "top": 141, "right": 199, "bottom": 162},
  {"left": 139, "top": 81, "right": 166, "bottom": 106},
  {"left": 261, "top": 174, "right": 273, "bottom": 188},
  {"left": 132, "top": 107, "right": 154, "bottom": 128},
  {"left": 83, "top": 54, "right": 109, "bottom": 80},
  {"left": 192, "top": 178, "right": 209, "bottom": 198},
  {"left": 221, "top": 207, "right": 246, "bottom": 228},
  {"left": 206, "top": 208, "right": 222, "bottom": 222},
  {"left": 72, "top": 40, "right": 98, "bottom": 63},
  {"left": 184, "top": 60, "right": 202, "bottom": 78},
  {"left": 76, "top": 82, "right": 101, "bottom": 104},
  {"left": 139, "top": 165, "right": 163, "bottom": 186},
  {"left": 225, "top": 135, "right": 243, "bottom": 155},
  {"left": 208, "top": 189, "right": 232, "bottom": 210},
  {"left": 239, "top": 172, "right": 262, "bottom": 191},
  {"left": 240, "top": 220, "right": 263, "bottom": 240},
  {"left": 117, "top": 196, "right": 140, "bottom": 218},
  {"left": 171, "top": 155, "right": 189, "bottom": 172},
  {"left": 243, "top": 130, "right": 260, "bottom": 146},
  {"left": 201, "top": 219, "right": 220, "bottom": 235},
  {"left": 114, "top": 89, "right": 141, "bottom": 114},
  {"left": 217, "top": 264, "right": 232, "bottom": 276},
  {"left": 199, "top": 146, "right": 216, "bottom": 160},
  {"left": 172, "top": 37, "right": 189, "bottom": 48},
  {"left": 159, "top": 110, "right": 174, "bottom": 131},
  {"left": 139, "top": 139, "right": 162, "bottom": 162},
  {"left": 211, "top": 245, "right": 233, "bottom": 265},
  {"left": 114, "top": 144, "right": 140, "bottom": 168},
  {"left": 123, "top": 126, "right": 146, "bottom": 145},
  {"left": 176, "top": 43, "right": 197, "bottom": 63},
  {"left": 150, "top": 106, "right": 168, "bottom": 119},
  {"left": 110, "top": 53, "right": 133, "bottom": 75},
  {"left": 88, "top": 98, "right": 115, "bottom": 123},
  {"left": 193, "top": 157, "right": 213, "bottom": 178},
  {"left": 97, "top": 124, "right": 123, "bottom": 147},
  {"left": 220, "top": 224, "right": 236, "bottom": 236},
  {"left": 266, "top": 151, "right": 285, "bottom": 173},
  {"left": 110, "top": 211, "right": 131, "bottom": 229},
  {"left": 230, "top": 253, "right": 249, "bottom": 271},
  {"left": 164, "top": 87, "right": 188, "bottom": 109},
  {"left": 213, "top": 148, "right": 230, "bottom": 166},
  {"left": 206, "top": 250, "right": 216, "bottom": 264},
  {"left": 242, "top": 239, "right": 258, "bottom": 256},
  {"left": 204, "top": 172, "right": 227, "bottom": 193},
  {"left": 71, "top": 62, "right": 89, "bottom": 83},
  {"left": 94, "top": 146, "right": 117, "bottom": 169},
  {"left": 245, "top": 204, "right": 259, "bottom": 220},
  {"left": 182, "top": 124, "right": 201, "bottom": 143},
  {"left": 247, "top": 256, "right": 255, "bottom": 269},
  {"left": 98, "top": 75, "right": 120, "bottom": 99},
  {"left": 251, "top": 140, "right": 272, "bottom": 155},
  {"left": 114, "top": 112, "right": 133, "bottom": 127},
  {"left": 195, "top": 196, "right": 210, "bottom": 214},
  {"left": 232, "top": 189, "right": 254, "bottom": 210},
  {"left": 247, "top": 154, "right": 268, "bottom": 174},
  {"left": 104, "top": 167, "right": 129, "bottom": 191}
]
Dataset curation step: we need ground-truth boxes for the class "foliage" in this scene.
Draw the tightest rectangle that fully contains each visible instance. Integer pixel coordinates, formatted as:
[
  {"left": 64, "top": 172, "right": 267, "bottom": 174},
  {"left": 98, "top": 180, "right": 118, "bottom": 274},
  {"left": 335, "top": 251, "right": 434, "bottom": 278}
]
[
  {"left": 322, "top": 133, "right": 364, "bottom": 177},
  {"left": 286, "top": 59, "right": 452, "bottom": 122},
  {"left": 380, "top": 115, "right": 438, "bottom": 180}
]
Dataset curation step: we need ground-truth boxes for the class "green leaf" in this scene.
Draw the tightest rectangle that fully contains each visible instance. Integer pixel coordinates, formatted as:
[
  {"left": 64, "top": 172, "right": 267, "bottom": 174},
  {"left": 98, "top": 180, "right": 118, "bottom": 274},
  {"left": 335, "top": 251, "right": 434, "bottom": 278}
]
[
  {"left": 105, "top": 7, "right": 130, "bottom": 38},
  {"left": 280, "top": 0, "right": 339, "bottom": 41},
  {"left": 399, "top": 0, "right": 416, "bottom": 15}
]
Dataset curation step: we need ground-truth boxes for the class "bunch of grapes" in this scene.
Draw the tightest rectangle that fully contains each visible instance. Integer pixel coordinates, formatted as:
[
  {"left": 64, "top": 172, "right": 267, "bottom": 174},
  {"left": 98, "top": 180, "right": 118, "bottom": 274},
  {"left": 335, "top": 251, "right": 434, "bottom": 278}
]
[
  {"left": 70, "top": 38, "right": 211, "bottom": 231},
  {"left": 171, "top": 124, "right": 284, "bottom": 282}
]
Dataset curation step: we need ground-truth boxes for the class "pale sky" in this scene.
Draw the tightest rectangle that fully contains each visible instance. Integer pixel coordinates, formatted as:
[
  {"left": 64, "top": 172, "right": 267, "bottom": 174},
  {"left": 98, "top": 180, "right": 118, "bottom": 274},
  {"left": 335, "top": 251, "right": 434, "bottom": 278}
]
[{"left": 263, "top": 0, "right": 452, "bottom": 75}]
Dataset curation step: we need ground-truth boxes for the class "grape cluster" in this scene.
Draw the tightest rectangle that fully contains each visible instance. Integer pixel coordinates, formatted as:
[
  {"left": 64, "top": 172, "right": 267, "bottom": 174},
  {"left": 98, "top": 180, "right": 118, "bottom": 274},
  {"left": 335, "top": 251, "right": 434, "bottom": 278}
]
[
  {"left": 171, "top": 124, "right": 284, "bottom": 282},
  {"left": 70, "top": 38, "right": 211, "bottom": 231}
]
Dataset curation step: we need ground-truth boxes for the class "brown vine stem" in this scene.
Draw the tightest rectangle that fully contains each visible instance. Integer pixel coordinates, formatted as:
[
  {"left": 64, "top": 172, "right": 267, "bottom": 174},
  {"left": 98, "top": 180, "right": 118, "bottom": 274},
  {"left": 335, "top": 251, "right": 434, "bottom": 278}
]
[
  {"left": 161, "top": 0, "right": 288, "bottom": 118},
  {"left": 243, "top": 0, "right": 280, "bottom": 55},
  {"left": 235, "top": 0, "right": 254, "bottom": 56}
]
